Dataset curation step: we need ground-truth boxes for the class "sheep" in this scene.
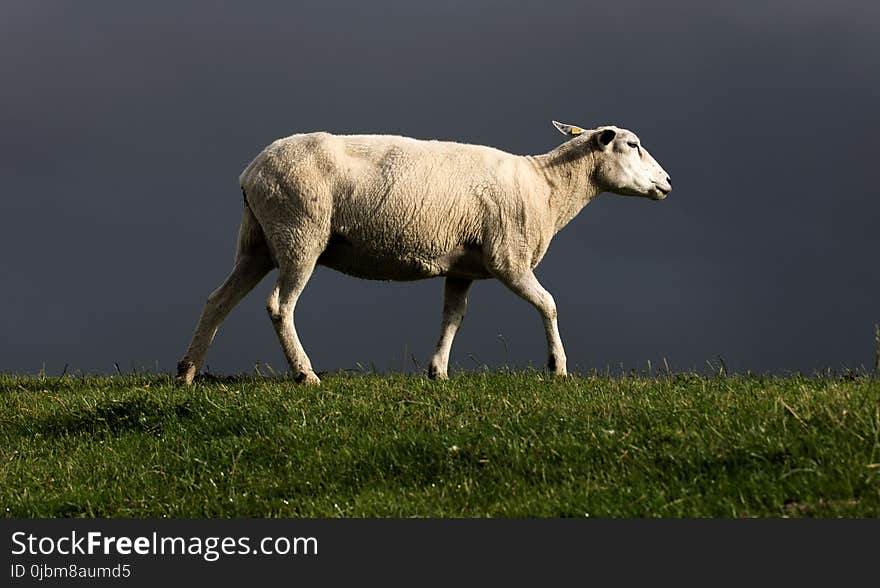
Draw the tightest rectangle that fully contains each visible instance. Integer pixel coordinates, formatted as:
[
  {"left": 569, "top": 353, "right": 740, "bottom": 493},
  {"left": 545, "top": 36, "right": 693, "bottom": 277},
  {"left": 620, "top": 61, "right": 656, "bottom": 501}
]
[{"left": 176, "top": 121, "right": 672, "bottom": 385}]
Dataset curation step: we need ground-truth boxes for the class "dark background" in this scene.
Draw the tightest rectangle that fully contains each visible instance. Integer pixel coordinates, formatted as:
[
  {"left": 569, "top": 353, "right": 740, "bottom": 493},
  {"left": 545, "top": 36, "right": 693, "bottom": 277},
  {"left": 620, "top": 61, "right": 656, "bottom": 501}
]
[{"left": 2, "top": 0, "right": 878, "bottom": 376}]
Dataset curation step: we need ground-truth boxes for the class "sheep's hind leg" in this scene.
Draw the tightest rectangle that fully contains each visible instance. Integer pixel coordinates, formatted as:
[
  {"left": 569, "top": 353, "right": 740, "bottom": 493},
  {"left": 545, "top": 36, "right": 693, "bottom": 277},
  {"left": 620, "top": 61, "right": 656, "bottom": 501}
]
[
  {"left": 176, "top": 253, "right": 273, "bottom": 384},
  {"left": 267, "top": 254, "right": 322, "bottom": 385},
  {"left": 495, "top": 270, "right": 567, "bottom": 376},
  {"left": 428, "top": 277, "right": 472, "bottom": 380}
]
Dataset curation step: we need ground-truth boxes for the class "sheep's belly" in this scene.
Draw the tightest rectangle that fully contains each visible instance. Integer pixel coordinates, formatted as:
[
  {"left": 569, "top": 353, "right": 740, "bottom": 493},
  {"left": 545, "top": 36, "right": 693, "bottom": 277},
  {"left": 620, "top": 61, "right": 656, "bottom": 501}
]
[{"left": 317, "top": 239, "right": 490, "bottom": 281}]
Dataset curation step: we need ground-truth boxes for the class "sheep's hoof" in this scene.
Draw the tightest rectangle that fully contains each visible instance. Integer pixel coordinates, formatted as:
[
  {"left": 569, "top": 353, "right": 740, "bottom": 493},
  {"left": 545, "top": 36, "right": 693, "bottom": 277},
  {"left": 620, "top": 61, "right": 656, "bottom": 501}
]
[
  {"left": 427, "top": 365, "right": 448, "bottom": 380},
  {"left": 547, "top": 354, "right": 567, "bottom": 377},
  {"left": 295, "top": 371, "right": 321, "bottom": 385},
  {"left": 175, "top": 360, "right": 196, "bottom": 386}
]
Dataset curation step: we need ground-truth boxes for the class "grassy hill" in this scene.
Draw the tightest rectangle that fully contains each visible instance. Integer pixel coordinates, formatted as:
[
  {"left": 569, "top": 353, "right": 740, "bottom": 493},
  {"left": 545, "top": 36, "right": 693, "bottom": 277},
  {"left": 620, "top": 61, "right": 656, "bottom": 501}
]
[{"left": 1, "top": 372, "right": 878, "bottom": 517}]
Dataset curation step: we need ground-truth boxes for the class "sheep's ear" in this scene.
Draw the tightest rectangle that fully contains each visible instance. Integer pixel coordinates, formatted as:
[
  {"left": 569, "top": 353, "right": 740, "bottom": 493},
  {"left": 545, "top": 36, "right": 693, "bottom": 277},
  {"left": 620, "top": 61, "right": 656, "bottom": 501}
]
[
  {"left": 596, "top": 128, "right": 617, "bottom": 148},
  {"left": 552, "top": 120, "right": 587, "bottom": 137}
]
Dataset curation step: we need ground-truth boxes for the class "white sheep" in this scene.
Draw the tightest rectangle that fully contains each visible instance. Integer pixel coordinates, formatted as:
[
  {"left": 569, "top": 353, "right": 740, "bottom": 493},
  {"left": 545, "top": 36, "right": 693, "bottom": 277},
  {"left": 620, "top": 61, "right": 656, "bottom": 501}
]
[{"left": 176, "top": 121, "right": 672, "bottom": 385}]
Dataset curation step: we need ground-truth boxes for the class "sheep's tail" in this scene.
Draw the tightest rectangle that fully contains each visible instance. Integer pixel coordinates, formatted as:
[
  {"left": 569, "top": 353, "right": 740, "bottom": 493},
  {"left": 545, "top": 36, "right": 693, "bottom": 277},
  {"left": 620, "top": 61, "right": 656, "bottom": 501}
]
[{"left": 234, "top": 192, "right": 270, "bottom": 263}]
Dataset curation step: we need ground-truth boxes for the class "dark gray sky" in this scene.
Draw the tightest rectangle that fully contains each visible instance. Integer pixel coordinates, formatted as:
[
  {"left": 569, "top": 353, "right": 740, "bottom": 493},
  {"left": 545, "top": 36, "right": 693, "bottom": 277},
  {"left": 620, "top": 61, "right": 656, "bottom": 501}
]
[{"left": 2, "top": 0, "right": 878, "bottom": 376}]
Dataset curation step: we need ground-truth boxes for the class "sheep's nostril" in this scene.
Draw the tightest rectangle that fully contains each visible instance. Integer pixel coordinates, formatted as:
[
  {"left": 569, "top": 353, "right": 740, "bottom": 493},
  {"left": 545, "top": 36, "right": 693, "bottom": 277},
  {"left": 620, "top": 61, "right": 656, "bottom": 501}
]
[{"left": 666, "top": 176, "right": 672, "bottom": 187}]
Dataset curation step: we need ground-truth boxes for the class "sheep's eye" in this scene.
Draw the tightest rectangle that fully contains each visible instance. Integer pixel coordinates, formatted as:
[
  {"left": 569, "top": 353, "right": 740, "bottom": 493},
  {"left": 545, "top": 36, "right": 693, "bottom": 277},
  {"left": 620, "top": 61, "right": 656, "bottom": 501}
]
[{"left": 627, "top": 141, "right": 639, "bottom": 149}]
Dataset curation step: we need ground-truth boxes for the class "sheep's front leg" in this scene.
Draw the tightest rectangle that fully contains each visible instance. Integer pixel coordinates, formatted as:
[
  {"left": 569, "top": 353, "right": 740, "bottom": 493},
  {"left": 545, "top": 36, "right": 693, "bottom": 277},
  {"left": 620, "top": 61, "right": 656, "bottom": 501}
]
[
  {"left": 428, "top": 277, "right": 472, "bottom": 380},
  {"left": 498, "top": 271, "right": 567, "bottom": 376}
]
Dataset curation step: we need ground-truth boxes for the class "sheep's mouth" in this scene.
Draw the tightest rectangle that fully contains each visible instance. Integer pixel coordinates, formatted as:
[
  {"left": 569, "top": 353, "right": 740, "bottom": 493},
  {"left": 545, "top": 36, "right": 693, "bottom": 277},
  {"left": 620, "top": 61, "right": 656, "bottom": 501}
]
[{"left": 651, "top": 184, "right": 671, "bottom": 200}]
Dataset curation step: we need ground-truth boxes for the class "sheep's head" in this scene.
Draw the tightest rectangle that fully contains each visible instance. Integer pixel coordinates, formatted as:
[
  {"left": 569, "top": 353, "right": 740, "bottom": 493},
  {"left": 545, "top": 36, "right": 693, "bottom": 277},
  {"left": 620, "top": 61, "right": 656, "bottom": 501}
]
[{"left": 552, "top": 121, "right": 672, "bottom": 200}]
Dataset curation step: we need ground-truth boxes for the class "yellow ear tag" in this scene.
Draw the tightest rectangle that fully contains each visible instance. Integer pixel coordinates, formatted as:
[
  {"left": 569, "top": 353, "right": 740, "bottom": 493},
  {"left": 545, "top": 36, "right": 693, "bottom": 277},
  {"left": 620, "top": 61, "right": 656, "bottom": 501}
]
[{"left": 570, "top": 126, "right": 584, "bottom": 135}]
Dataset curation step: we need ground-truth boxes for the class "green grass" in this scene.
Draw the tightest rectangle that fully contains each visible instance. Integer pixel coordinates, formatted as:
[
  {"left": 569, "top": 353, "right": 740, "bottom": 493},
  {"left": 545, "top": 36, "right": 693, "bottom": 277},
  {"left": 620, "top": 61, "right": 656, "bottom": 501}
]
[{"left": 1, "top": 372, "right": 878, "bottom": 517}]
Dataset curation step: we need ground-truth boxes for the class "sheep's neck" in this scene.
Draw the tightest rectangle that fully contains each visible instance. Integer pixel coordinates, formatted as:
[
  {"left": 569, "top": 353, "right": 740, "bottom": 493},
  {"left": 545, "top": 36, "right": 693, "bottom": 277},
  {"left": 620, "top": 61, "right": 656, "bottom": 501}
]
[{"left": 526, "top": 150, "right": 601, "bottom": 233}]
